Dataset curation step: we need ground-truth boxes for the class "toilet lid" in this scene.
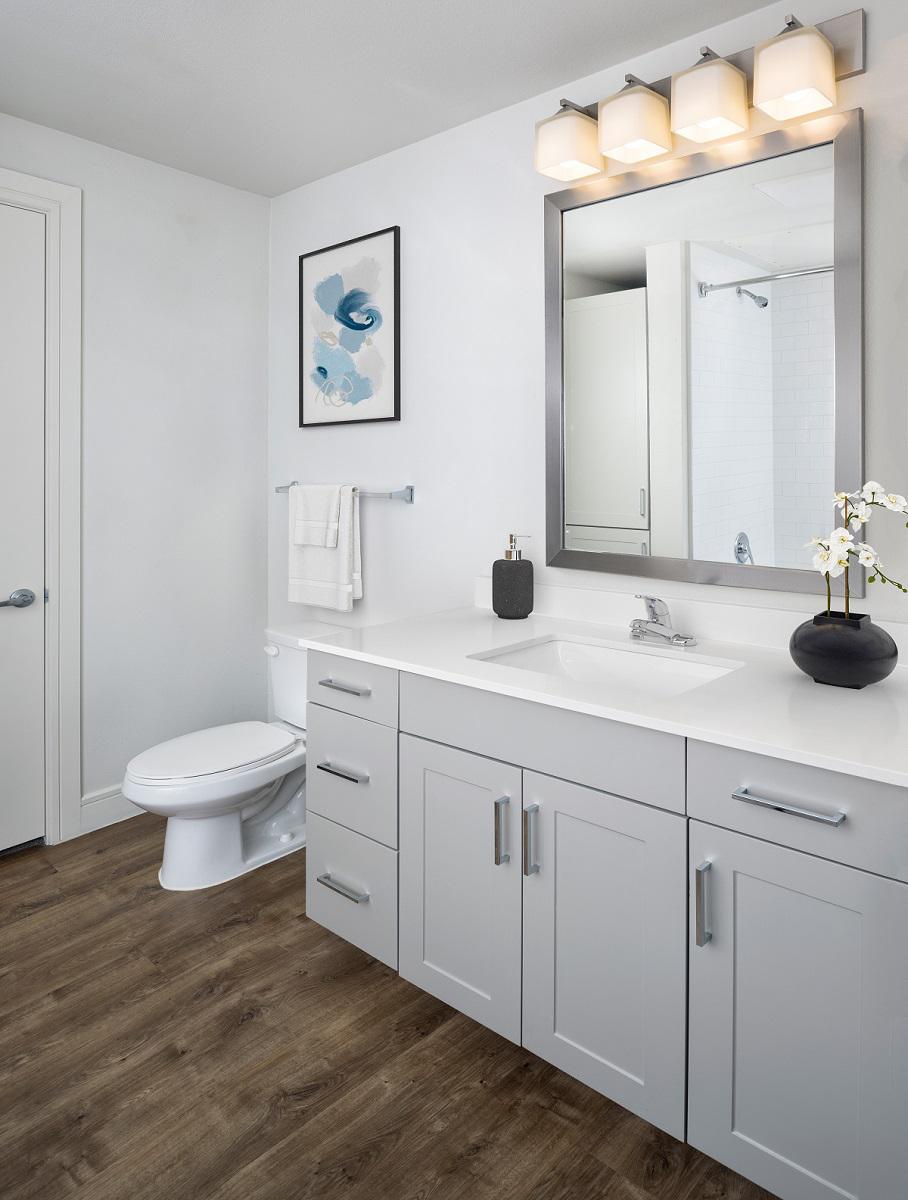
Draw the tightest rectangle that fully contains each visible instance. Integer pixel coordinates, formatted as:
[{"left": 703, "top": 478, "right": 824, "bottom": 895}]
[{"left": 127, "top": 721, "right": 299, "bottom": 782}]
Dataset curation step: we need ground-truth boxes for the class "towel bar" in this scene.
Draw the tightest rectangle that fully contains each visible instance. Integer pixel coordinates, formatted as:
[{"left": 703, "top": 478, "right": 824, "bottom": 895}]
[{"left": 275, "top": 482, "right": 414, "bottom": 503}]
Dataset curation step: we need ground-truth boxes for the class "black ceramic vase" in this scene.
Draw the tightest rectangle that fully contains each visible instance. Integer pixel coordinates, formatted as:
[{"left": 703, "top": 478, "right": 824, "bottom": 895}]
[{"left": 789, "top": 611, "right": 898, "bottom": 689}]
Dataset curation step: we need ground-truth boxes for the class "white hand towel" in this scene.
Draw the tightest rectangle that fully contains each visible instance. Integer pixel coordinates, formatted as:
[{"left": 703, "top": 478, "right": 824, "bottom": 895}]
[
  {"left": 288, "top": 484, "right": 362, "bottom": 611},
  {"left": 290, "top": 483, "right": 342, "bottom": 547}
]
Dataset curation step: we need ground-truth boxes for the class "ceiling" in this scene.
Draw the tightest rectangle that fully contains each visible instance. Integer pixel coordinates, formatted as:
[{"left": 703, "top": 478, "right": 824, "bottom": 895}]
[
  {"left": 563, "top": 144, "right": 835, "bottom": 286},
  {"left": 0, "top": 0, "right": 770, "bottom": 196}
]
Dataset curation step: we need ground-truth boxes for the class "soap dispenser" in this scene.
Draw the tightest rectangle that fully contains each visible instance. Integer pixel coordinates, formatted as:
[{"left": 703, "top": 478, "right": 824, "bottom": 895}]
[{"left": 493, "top": 534, "right": 533, "bottom": 620}]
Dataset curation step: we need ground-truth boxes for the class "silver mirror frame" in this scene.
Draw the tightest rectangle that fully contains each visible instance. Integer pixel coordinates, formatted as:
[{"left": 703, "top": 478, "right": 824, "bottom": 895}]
[{"left": 545, "top": 109, "right": 863, "bottom": 596}]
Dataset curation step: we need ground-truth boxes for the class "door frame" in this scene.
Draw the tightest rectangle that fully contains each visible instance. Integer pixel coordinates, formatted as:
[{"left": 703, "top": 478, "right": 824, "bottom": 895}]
[{"left": 0, "top": 167, "right": 82, "bottom": 845}]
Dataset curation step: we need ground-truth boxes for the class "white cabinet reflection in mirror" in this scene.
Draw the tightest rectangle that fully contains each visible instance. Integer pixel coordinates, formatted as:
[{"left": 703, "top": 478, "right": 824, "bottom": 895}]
[
  {"left": 561, "top": 141, "right": 838, "bottom": 570},
  {"left": 564, "top": 289, "right": 649, "bottom": 536}
]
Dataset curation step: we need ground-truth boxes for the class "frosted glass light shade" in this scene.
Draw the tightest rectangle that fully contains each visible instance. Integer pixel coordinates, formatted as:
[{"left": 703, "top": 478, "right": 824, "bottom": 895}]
[
  {"left": 598, "top": 86, "right": 672, "bottom": 164},
  {"left": 753, "top": 25, "right": 836, "bottom": 121},
  {"left": 671, "top": 57, "right": 749, "bottom": 143},
  {"left": 534, "top": 109, "right": 603, "bottom": 181}
]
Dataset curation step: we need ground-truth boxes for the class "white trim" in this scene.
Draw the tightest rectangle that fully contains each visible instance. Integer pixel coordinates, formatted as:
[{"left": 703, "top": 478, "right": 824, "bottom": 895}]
[
  {"left": 0, "top": 167, "right": 82, "bottom": 845},
  {"left": 80, "top": 786, "right": 140, "bottom": 835}
]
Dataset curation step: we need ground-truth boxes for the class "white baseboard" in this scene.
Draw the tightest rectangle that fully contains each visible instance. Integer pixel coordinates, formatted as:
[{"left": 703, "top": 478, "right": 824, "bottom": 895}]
[{"left": 80, "top": 785, "right": 140, "bottom": 834}]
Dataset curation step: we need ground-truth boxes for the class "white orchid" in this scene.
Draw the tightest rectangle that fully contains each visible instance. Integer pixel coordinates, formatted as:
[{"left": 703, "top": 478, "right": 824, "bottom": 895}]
[
  {"left": 880, "top": 492, "right": 908, "bottom": 513},
  {"left": 847, "top": 500, "right": 870, "bottom": 529},
  {"left": 811, "top": 481, "right": 908, "bottom": 614},
  {"left": 861, "top": 480, "right": 884, "bottom": 503}
]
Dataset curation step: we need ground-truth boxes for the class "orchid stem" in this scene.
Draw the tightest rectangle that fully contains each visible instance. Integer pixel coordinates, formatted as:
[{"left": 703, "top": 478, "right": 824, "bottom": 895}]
[{"left": 826, "top": 573, "right": 831, "bottom": 616}]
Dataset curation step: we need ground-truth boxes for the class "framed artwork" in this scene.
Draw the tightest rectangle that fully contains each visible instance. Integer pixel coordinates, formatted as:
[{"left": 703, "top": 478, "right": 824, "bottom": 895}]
[{"left": 299, "top": 225, "right": 400, "bottom": 427}]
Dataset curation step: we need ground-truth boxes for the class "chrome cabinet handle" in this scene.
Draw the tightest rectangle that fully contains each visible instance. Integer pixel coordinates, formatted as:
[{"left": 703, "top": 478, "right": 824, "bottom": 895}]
[
  {"left": 640, "top": 488, "right": 647, "bottom": 518},
  {"left": 0, "top": 589, "right": 35, "bottom": 609},
  {"left": 316, "top": 873, "right": 369, "bottom": 904},
  {"left": 522, "top": 804, "right": 540, "bottom": 876},
  {"left": 695, "top": 861, "right": 712, "bottom": 947},
  {"left": 316, "top": 761, "right": 370, "bottom": 785},
  {"left": 318, "top": 677, "right": 372, "bottom": 698},
  {"left": 733, "top": 786, "right": 846, "bottom": 827},
  {"left": 493, "top": 796, "right": 510, "bottom": 866}
]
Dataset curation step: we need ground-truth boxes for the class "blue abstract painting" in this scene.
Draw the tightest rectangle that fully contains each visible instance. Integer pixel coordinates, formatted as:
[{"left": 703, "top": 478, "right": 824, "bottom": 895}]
[{"left": 299, "top": 227, "right": 399, "bottom": 426}]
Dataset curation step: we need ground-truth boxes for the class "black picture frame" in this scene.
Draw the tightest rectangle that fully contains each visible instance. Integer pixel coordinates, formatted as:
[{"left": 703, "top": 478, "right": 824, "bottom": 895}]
[{"left": 298, "top": 225, "right": 400, "bottom": 428}]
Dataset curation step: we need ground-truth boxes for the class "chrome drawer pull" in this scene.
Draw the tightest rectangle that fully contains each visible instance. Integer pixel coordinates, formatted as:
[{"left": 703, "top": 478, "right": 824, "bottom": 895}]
[
  {"left": 493, "top": 796, "right": 510, "bottom": 866},
  {"left": 318, "top": 677, "right": 372, "bottom": 698},
  {"left": 522, "top": 804, "right": 540, "bottom": 876},
  {"left": 695, "top": 861, "right": 712, "bottom": 947},
  {"left": 733, "top": 786, "right": 846, "bottom": 827},
  {"left": 316, "top": 761, "right": 370, "bottom": 785},
  {"left": 316, "top": 873, "right": 370, "bottom": 904}
]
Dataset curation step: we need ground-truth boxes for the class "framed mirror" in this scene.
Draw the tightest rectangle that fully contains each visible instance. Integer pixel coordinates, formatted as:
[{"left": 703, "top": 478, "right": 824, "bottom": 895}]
[{"left": 545, "top": 110, "right": 862, "bottom": 594}]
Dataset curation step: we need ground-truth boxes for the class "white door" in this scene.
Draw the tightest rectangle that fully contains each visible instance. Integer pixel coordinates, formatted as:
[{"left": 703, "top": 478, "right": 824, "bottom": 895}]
[
  {"left": 522, "top": 773, "right": 687, "bottom": 1138},
  {"left": 399, "top": 736, "right": 522, "bottom": 1042},
  {"left": 0, "top": 202, "right": 46, "bottom": 851},
  {"left": 564, "top": 289, "right": 649, "bottom": 530},
  {"left": 689, "top": 821, "right": 908, "bottom": 1200}
]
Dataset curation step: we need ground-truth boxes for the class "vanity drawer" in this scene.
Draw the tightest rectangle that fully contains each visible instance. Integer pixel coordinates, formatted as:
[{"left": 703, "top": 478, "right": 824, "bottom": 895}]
[
  {"left": 688, "top": 740, "right": 908, "bottom": 883},
  {"left": 400, "top": 673, "right": 685, "bottom": 813},
  {"left": 307, "top": 650, "right": 399, "bottom": 728},
  {"left": 306, "top": 703, "right": 398, "bottom": 848},
  {"left": 306, "top": 812, "right": 398, "bottom": 969}
]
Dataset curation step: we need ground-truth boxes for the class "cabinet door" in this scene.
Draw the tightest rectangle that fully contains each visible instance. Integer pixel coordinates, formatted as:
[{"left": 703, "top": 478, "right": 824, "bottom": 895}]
[
  {"left": 689, "top": 821, "right": 908, "bottom": 1200},
  {"left": 522, "top": 773, "right": 687, "bottom": 1139},
  {"left": 399, "top": 736, "right": 522, "bottom": 1042}
]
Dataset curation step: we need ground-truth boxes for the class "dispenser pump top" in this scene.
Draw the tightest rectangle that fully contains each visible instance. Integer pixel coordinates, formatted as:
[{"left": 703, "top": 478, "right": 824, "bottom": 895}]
[{"left": 505, "top": 534, "right": 530, "bottom": 561}]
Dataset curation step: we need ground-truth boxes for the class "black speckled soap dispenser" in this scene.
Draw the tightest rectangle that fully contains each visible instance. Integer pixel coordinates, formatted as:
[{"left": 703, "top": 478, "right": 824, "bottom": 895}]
[{"left": 492, "top": 534, "right": 533, "bottom": 619}]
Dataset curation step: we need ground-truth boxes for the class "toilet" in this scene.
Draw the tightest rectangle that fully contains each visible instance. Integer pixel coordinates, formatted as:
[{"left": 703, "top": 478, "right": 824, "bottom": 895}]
[{"left": 123, "top": 629, "right": 319, "bottom": 891}]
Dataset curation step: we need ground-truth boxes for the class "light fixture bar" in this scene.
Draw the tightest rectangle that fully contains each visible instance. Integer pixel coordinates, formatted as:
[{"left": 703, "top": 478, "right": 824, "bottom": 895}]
[
  {"left": 558, "top": 97, "right": 597, "bottom": 119},
  {"left": 698, "top": 264, "right": 833, "bottom": 297},
  {"left": 560, "top": 8, "right": 863, "bottom": 112}
]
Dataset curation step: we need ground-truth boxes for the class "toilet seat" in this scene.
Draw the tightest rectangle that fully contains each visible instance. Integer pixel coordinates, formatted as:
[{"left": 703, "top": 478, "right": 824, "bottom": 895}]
[
  {"left": 127, "top": 721, "right": 298, "bottom": 785},
  {"left": 123, "top": 722, "right": 306, "bottom": 821}
]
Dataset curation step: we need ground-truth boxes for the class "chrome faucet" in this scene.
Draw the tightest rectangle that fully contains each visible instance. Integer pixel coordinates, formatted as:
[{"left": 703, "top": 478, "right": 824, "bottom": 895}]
[{"left": 630, "top": 595, "right": 697, "bottom": 648}]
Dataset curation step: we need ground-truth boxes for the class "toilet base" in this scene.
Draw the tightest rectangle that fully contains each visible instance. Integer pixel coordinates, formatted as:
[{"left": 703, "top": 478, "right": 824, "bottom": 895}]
[
  {"left": 158, "top": 768, "right": 307, "bottom": 891},
  {"left": 158, "top": 821, "right": 306, "bottom": 891}
]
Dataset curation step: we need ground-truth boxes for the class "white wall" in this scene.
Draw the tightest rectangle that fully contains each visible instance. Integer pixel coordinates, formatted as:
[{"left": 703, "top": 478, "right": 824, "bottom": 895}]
[
  {"left": 269, "top": 0, "right": 908, "bottom": 631},
  {"left": 0, "top": 114, "right": 270, "bottom": 809},
  {"left": 772, "top": 271, "right": 836, "bottom": 567}
]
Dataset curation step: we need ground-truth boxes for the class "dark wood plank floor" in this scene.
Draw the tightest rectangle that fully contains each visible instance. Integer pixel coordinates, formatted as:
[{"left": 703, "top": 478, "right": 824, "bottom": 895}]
[{"left": 0, "top": 815, "right": 775, "bottom": 1200}]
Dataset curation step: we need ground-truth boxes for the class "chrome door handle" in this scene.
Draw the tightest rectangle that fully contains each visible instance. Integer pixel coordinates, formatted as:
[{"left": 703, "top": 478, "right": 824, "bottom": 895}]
[
  {"left": 493, "top": 796, "right": 510, "bottom": 866},
  {"left": 0, "top": 589, "right": 35, "bottom": 609},
  {"left": 695, "top": 861, "right": 712, "bottom": 947},
  {"left": 316, "top": 873, "right": 369, "bottom": 904},
  {"left": 732, "top": 786, "right": 846, "bottom": 827},
  {"left": 316, "top": 761, "right": 370, "bottom": 785},
  {"left": 318, "top": 678, "right": 372, "bottom": 698},
  {"left": 522, "top": 804, "right": 540, "bottom": 876}
]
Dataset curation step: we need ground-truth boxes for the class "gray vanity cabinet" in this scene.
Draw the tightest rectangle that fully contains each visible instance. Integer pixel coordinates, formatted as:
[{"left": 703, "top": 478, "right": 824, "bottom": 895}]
[
  {"left": 398, "top": 735, "right": 523, "bottom": 1043},
  {"left": 398, "top": 729, "right": 688, "bottom": 1136},
  {"left": 522, "top": 772, "right": 687, "bottom": 1138},
  {"left": 688, "top": 820, "right": 908, "bottom": 1200}
]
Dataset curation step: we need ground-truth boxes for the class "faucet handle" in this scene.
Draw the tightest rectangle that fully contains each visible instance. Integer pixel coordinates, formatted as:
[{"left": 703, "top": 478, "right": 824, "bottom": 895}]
[{"left": 635, "top": 594, "right": 670, "bottom": 624}]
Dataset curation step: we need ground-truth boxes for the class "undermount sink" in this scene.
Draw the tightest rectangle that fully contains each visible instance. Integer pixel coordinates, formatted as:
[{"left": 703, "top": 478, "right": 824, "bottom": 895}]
[{"left": 470, "top": 635, "right": 742, "bottom": 699}]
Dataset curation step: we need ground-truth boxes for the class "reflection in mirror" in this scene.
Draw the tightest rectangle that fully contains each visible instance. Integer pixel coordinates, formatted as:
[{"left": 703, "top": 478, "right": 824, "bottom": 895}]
[{"left": 562, "top": 143, "right": 835, "bottom": 570}]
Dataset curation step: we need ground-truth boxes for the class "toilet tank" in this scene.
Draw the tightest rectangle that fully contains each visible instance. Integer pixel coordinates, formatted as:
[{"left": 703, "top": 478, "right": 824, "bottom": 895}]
[{"left": 265, "top": 624, "right": 346, "bottom": 729}]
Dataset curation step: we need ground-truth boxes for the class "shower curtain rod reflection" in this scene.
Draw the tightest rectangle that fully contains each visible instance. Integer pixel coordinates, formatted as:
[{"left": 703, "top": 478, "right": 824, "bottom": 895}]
[{"left": 698, "top": 264, "right": 833, "bottom": 298}]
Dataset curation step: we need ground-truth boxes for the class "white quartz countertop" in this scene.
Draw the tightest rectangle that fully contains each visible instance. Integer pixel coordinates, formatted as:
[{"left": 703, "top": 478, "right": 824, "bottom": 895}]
[{"left": 292, "top": 607, "right": 908, "bottom": 790}]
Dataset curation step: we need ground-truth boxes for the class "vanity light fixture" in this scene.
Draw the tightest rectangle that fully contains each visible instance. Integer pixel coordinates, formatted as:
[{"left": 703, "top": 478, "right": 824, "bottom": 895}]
[
  {"left": 598, "top": 75, "right": 672, "bottom": 165},
  {"left": 753, "top": 15, "right": 837, "bottom": 121},
  {"left": 534, "top": 100, "right": 603, "bottom": 181},
  {"left": 671, "top": 47, "right": 749, "bottom": 144}
]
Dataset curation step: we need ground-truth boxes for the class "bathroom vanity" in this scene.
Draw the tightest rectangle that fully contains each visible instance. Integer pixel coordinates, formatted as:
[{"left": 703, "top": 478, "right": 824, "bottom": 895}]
[{"left": 296, "top": 610, "right": 908, "bottom": 1200}]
